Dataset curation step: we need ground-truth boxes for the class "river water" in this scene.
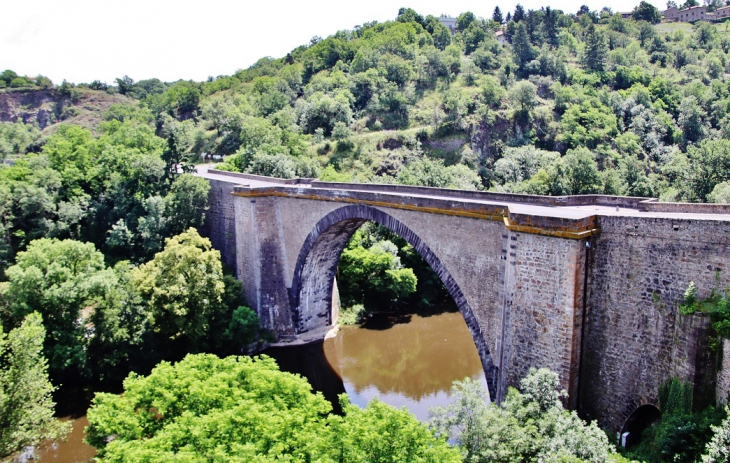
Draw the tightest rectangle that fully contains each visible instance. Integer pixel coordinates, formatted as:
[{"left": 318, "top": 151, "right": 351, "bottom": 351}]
[
  {"left": 264, "top": 309, "right": 488, "bottom": 421},
  {"left": 35, "top": 308, "right": 486, "bottom": 461}
]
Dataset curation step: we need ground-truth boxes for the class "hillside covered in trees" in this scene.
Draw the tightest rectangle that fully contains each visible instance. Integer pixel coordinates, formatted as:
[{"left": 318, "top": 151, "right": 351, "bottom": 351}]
[{"left": 4, "top": 4, "right": 730, "bottom": 204}]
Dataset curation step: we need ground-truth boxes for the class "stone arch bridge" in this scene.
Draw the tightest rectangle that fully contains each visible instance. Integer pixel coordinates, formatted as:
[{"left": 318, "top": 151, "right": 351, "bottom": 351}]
[{"left": 199, "top": 167, "right": 730, "bottom": 432}]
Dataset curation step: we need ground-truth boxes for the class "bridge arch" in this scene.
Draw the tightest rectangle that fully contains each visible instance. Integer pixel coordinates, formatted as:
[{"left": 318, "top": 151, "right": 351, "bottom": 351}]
[
  {"left": 620, "top": 403, "right": 661, "bottom": 448},
  {"left": 289, "top": 204, "right": 498, "bottom": 397}
]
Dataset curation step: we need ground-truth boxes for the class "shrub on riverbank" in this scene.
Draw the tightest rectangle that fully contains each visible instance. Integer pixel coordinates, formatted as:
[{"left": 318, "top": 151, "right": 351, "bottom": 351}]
[{"left": 86, "top": 353, "right": 461, "bottom": 462}]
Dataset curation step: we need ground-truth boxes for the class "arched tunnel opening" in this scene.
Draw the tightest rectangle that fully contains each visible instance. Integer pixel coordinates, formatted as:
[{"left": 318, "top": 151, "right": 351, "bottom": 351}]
[
  {"left": 266, "top": 205, "right": 496, "bottom": 420},
  {"left": 621, "top": 404, "right": 662, "bottom": 448}
]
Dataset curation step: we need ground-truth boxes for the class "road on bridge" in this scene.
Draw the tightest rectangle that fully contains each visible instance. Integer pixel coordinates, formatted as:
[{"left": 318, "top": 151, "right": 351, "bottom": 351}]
[{"left": 194, "top": 165, "right": 730, "bottom": 223}]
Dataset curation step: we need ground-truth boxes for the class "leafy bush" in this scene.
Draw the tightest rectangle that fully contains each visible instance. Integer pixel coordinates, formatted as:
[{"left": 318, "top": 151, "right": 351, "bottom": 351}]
[
  {"left": 430, "top": 368, "right": 622, "bottom": 462},
  {"left": 86, "top": 354, "right": 460, "bottom": 462}
]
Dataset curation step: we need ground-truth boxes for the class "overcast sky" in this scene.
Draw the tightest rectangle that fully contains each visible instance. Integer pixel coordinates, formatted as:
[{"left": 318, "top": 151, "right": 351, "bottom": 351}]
[{"left": 2, "top": 0, "right": 666, "bottom": 85}]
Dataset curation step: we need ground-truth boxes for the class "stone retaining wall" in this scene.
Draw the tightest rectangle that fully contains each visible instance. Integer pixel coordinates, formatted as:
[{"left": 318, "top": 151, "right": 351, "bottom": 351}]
[{"left": 717, "top": 339, "right": 730, "bottom": 406}]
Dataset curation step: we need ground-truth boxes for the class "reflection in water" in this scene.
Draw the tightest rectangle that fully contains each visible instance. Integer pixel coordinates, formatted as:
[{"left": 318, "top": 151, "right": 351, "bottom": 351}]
[
  {"left": 264, "top": 309, "right": 488, "bottom": 422},
  {"left": 262, "top": 341, "right": 347, "bottom": 414},
  {"left": 35, "top": 416, "right": 95, "bottom": 463},
  {"left": 324, "top": 311, "right": 488, "bottom": 421}
]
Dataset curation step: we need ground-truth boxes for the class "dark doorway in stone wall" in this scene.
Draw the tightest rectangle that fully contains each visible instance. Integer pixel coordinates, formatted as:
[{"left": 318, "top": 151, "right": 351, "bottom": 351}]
[{"left": 621, "top": 404, "right": 661, "bottom": 448}]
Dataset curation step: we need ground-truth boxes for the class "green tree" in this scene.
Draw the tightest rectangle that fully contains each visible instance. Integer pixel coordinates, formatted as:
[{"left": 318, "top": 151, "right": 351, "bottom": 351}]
[
  {"left": 328, "top": 397, "right": 461, "bottom": 462},
  {"left": 0, "top": 313, "right": 70, "bottom": 458},
  {"left": 583, "top": 24, "right": 609, "bottom": 72},
  {"left": 0, "top": 156, "right": 63, "bottom": 276},
  {"left": 637, "top": 21, "right": 656, "bottom": 47},
  {"left": 132, "top": 229, "right": 225, "bottom": 346},
  {"left": 432, "top": 22, "right": 452, "bottom": 50},
  {"left": 494, "top": 146, "right": 560, "bottom": 185},
  {"left": 86, "top": 354, "right": 333, "bottom": 461},
  {"left": 508, "top": 80, "right": 538, "bottom": 114},
  {"left": 514, "top": 4, "right": 526, "bottom": 22},
  {"left": 703, "top": 406, "right": 730, "bottom": 463},
  {"left": 0, "top": 70, "right": 19, "bottom": 86},
  {"left": 395, "top": 158, "right": 481, "bottom": 190},
  {"left": 685, "top": 139, "right": 730, "bottom": 202},
  {"left": 430, "top": 369, "right": 620, "bottom": 462},
  {"left": 338, "top": 232, "right": 418, "bottom": 310},
  {"left": 708, "top": 182, "right": 730, "bottom": 203},
  {"left": 512, "top": 22, "right": 537, "bottom": 74},
  {"left": 457, "top": 11, "right": 477, "bottom": 30},
  {"left": 115, "top": 76, "right": 135, "bottom": 95},
  {"left": 543, "top": 7, "right": 560, "bottom": 48},
  {"left": 41, "top": 124, "right": 99, "bottom": 199},
  {"left": 164, "top": 174, "right": 210, "bottom": 236},
  {"left": 679, "top": 96, "right": 707, "bottom": 147},
  {"left": 3, "top": 238, "right": 113, "bottom": 375},
  {"left": 550, "top": 148, "right": 603, "bottom": 195},
  {"left": 560, "top": 99, "right": 618, "bottom": 149},
  {"left": 463, "top": 22, "right": 490, "bottom": 55},
  {"left": 0, "top": 122, "right": 42, "bottom": 162},
  {"left": 86, "top": 353, "right": 459, "bottom": 462},
  {"left": 633, "top": 1, "right": 662, "bottom": 23},
  {"left": 493, "top": 6, "right": 505, "bottom": 24}
]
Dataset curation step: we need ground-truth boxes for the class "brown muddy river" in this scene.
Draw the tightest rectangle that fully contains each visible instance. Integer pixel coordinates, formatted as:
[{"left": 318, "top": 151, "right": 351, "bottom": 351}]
[
  {"left": 266, "top": 309, "right": 488, "bottom": 421},
  {"left": 36, "top": 309, "right": 486, "bottom": 461}
]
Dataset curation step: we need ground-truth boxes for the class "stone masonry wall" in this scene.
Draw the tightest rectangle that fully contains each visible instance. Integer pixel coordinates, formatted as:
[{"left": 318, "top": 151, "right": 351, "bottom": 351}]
[
  {"left": 717, "top": 339, "right": 730, "bottom": 405},
  {"left": 203, "top": 179, "right": 238, "bottom": 273},
  {"left": 234, "top": 195, "right": 295, "bottom": 337},
  {"left": 580, "top": 216, "right": 730, "bottom": 432},
  {"left": 500, "top": 231, "right": 587, "bottom": 407}
]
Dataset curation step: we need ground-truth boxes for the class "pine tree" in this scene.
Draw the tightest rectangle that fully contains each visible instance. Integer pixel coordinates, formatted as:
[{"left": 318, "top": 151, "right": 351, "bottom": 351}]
[
  {"left": 583, "top": 24, "right": 608, "bottom": 72},
  {"left": 513, "top": 4, "right": 525, "bottom": 22},
  {"left": 493, "top": 6, "right": 504, "bottom": 24},
  {"left": 512, "top": 22, "right": 537, "bottom": 73},
  {"left": 543, "top": 6, "right": 559, "bottom": 47}
]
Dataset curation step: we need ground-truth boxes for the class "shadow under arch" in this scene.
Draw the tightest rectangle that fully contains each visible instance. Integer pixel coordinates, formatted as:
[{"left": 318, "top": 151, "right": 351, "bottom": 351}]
[
  {"left": 289, "top": 204, "right": 498, "bottom": 399},
  {"left": 621, "top": 404, "right": 661, "bottom": 448}
]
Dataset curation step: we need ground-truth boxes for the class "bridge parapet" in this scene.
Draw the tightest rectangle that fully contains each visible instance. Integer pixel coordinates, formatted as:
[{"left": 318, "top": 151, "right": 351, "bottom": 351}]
[
  {"left": 311, "top": 180, "right": 649, "bottom": 209},
  {"left": 207, "top": 168, "right": 730, "bottom": 215},
  {"left": 232, "top": 185, "right": 600, "bottom": 240}
]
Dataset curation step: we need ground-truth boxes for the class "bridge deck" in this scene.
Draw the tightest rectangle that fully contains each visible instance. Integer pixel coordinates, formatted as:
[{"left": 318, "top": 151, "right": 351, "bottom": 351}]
[{"left": 195, "top": 165, "right": 730, "bottom": 222}]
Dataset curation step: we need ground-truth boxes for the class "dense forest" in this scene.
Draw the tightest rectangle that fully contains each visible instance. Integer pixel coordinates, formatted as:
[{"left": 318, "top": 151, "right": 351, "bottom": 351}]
[{"left": 4, "top": 2, "right": 730, "bottom": 461}]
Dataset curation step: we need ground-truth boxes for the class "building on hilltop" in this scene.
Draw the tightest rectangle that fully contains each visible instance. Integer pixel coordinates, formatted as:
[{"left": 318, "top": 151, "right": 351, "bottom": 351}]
[
  {"left": 715, "top": 5, "right": 730, "bottom": 19},
  {"left": 495, "top": 30, "right": 507, "bottom": 44},
  {"left": 438, "top": 16, "right": 457, "bottom": 34},
  {"left": 663, "top": 5, "right": 711, "bottom": 22},
  {"left": 663, "top": 6, "right": 680, "bottom": 20}
]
